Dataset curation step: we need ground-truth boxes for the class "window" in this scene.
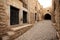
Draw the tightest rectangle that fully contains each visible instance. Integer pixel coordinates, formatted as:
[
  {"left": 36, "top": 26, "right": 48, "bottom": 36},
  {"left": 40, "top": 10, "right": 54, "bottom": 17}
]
[
  {"left": 10, "top": 6, "right": 19, "bottom": 25},
  {"left": 23, "top": 11, "right": 27, "bottom": 23}
]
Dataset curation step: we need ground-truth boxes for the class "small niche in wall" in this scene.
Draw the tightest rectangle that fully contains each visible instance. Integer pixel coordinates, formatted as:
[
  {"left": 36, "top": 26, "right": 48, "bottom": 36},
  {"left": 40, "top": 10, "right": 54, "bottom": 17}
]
[{"left": 10, "top": 6, "right": 19, "bottom": 25}]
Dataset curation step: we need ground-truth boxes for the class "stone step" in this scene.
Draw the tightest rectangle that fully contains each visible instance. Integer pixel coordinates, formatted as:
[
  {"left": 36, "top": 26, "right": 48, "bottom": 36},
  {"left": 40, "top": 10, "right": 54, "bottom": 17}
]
[
  {"left": 6, "top": 24, "right": 33, "bottom": 40},
  {"left": 11, "top": 24, "right": 32, "bottom": 31}
]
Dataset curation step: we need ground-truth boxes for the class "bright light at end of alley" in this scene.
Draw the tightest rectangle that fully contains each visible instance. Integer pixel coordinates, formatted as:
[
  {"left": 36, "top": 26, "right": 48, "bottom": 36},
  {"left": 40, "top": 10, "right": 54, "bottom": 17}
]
[{"left": 38, "top": 0, "right": 52, "bottom": 8}]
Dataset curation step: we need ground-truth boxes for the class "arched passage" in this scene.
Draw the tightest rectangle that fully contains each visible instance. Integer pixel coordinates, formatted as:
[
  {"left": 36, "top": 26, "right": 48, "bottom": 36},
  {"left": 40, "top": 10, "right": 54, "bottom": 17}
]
[{"left": 44, "top": 14, "right": 51, "bottom": 20}]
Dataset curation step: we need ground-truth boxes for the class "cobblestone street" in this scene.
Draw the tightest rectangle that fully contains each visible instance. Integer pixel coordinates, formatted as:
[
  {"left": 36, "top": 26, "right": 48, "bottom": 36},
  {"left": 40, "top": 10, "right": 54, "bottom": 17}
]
[{"left": 15, "top": 20, "right": 58, "bottom": 40}]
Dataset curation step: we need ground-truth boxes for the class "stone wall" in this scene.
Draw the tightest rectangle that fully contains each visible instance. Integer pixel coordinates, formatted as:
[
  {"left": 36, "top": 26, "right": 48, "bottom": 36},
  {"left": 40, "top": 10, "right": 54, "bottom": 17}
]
[
  {"left": 0, "top": 0, "right": 43, "bottom": 40},
  {"left": 28, "top": 0, "right": 42, "bottom": 23},
  {"left": 28, "top": 0, "right": 37, "bottom": 23},
  {"left": 52, "top": 0, "right": 60, "bottom": 39},
  {"left": 0, "top": 0, "right": 10, "bottom": 37}
]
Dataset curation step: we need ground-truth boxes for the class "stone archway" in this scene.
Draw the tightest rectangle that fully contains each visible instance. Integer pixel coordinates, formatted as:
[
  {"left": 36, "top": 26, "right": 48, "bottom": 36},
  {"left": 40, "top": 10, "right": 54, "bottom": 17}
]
[{"left": 44, "top": 14, "right": 51, "bottom": 20}]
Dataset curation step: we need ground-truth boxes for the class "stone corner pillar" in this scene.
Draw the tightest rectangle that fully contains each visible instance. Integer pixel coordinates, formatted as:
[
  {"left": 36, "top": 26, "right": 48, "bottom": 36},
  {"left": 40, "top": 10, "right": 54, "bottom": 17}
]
[{"left": 0, "top": 0, "right": 10, "bottom": 37}]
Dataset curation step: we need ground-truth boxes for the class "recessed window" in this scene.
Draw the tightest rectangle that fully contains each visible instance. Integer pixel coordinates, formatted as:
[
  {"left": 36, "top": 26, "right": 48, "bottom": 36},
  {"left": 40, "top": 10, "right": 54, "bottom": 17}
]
[
  {"left": 10, "top": 6, "right": 19, "bottom": 25},
  {"left": 23, "top": 11, "right": 27, "bottom": 23}
]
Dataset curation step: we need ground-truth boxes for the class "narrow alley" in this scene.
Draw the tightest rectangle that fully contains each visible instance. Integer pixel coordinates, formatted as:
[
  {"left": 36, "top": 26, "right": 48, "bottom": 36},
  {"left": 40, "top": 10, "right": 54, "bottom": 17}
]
[
  {"left": 15, "top": 20, "right": 58, "bottom": 40},
  {"left": 0, "top": 0, "right": 60, "bottom": 40}
]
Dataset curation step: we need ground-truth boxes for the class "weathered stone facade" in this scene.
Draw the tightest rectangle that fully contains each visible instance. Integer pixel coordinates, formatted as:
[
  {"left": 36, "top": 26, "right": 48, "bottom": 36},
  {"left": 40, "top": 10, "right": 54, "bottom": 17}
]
[
  {"left": 42, "top": 7, "right": 52, "bottom": 20},
  {"left": 0, "top": 0, "right": 10, "bottom": 37},
  {"left": 0, "top": 0, "right": 43, "bottom": 40},
  {"left": 52, "top": 0, "right": 60, "bottom": 39},
  {"left": 28, "top": 0, "right": 43, "bottom": 23}
]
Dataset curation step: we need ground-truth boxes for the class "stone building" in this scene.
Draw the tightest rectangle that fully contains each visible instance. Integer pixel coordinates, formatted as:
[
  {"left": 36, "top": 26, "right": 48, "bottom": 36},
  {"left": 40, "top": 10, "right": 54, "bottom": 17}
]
[
  {"left": 0, "top": 0, "right": 42, "bottom": 40},
  {"left": 52, "top": 0, "right": 60, "bottom": 39},
  {"left": 28, "top": 0, "right": 42, "bottom": 23},
  {"left": 42, "top": 7, "right": 52, "bottom": 20},
  {"left": 36, "top": 2, "right": 42, "bottom": 21}
]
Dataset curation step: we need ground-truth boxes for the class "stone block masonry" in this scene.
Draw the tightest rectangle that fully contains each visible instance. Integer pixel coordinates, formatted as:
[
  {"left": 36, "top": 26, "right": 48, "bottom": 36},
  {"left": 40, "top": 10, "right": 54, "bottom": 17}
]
[{"left": 0, "top": 1, "right": 10, "bottom": 37}]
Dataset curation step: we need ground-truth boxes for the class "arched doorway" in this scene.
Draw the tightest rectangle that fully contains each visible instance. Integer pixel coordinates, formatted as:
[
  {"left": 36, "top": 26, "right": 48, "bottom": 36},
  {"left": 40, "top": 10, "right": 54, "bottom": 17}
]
[{"left": 44, "top": 14, "right": 51, "bottom": 20}]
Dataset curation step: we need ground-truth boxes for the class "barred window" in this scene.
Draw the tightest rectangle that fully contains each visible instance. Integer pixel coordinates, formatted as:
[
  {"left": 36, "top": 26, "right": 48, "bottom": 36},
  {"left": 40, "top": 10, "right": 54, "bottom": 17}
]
[{"left": 10, "top": 6, "right": 19, "bottom": 25}]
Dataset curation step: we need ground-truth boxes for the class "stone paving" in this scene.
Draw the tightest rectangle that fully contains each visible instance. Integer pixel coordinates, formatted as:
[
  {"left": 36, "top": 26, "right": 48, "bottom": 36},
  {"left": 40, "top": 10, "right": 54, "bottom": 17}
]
[{"left": 15, "top": 20, "right": 58, "bottom": 40}]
